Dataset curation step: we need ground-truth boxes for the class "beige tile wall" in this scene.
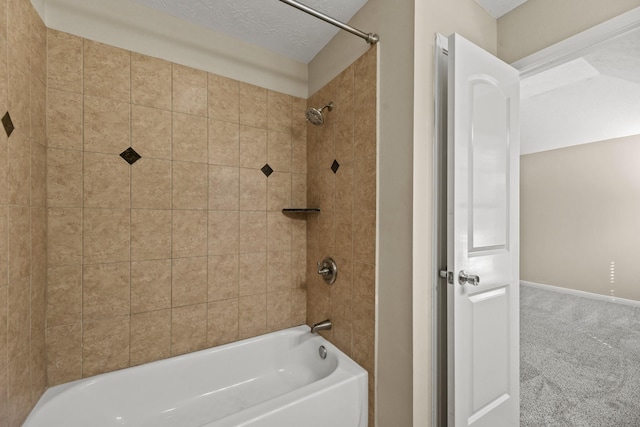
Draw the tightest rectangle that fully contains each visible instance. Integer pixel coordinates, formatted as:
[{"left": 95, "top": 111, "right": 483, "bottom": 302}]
[
  {"left": 306, "top": 47, "right": 377, "bottom": 426},
  {"left": 0, "top": 0, "right": 48, "bottom": 424},
  {"left": 45, "top": 29, "right": 308, "bottom": 386}
]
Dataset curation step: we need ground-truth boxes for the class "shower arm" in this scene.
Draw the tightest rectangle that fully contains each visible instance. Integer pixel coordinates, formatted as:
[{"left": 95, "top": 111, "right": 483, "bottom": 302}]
[{"left": 278, "top": 0, "right": 379, "bottom": 45}]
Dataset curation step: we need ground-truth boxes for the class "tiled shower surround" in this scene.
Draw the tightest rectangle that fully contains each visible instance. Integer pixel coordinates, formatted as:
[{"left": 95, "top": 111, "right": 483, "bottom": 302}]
[
  {"left": 44, "top": 29, "right": 311, "bottom": 386},
  {"left": 306, "top": 47, "right": 377, "bottom": 425},
  {"left": 0, "top": 1, "right": 377, "bottom": 424},
  {"left": 0, "top": 0, "right": 48, "bottom": 424}
]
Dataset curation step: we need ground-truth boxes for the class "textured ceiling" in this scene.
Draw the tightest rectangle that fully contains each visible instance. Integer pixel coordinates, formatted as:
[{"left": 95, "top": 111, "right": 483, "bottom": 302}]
[
  {"left": 128, "top": 0, "right": 368, "bottom": 63},
  {"left": 521, "top": 27, "right": 640, "bottom": 154}
]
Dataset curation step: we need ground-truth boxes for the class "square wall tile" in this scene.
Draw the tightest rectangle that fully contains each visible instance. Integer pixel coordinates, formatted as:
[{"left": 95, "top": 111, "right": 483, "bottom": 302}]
[
  {"left": 335, "top": 162, "right": 354, "bottom": 212},
  {"left": 267, "top": 172, "right": 291, "bottom": 212},
  {"left": 354, "top": 88, "right": 376, "bottom": 159},
  {"left": 131, "top": 259, "right": 171, "bottom": 313},
  {"left": 239, "top": 211, "right": 266, "bottom": 254},
  {"left": 172, "top": 210, "right": 207, "bottom": 258},
  {"left": 82, "top": 262, "right": 130, "bottom": 321},
  {"left": 172, "top": 63, "right": 207, "bottom": 116},
  {"left": 8, "top": 206, "right": 30, "bottom": 283},
  {"left": 355, "top": 155, "right": 376, "bottom": 211},
  {"left": 209, "top": 165, "right": 239, "bottom": 211},
  {"left": 83, "top": 208, "right": 130, "bottom": 264},
  {"left": 47, "top": 147, "right": 83, "bottom": 208},
  {"left": 239, "top": 126, "right": 266, "bottom": 169},
  {"left": 266, "top": 290, "right": 291, "bottom": 332},
  {"left": 131, "top": 209, "right": 171, "bottom": 261},
  {"left": 0, "top": 207, "right": 7, "bottom": 287},
  {"left": 267, "top": 131, "right": 291, "bottom": 172},
  {"left": 208, "top": 211, "right": 239, "bottom": 256},
  {"left": 291, "top": 133, "right": 307, "bottom": 174},
  {"left": 208, "top": 73, "right": 239, "bottom": 123},
  {"left": 131, "top": 157, "right": 171, "bottom": 209},
  {"left": 131, "top": 105, "right": 172, "bottom": 160},
  {"left": 31, "top": 78, "right": 46, "bottom": 144},
  {"left": 239, "top": 293, "right": 266, "bottom": 339},
  {"left": 130, "top": 309, "right": 171, "bottom": 366},
  {"left": 7, "top": 347, "right": 30, "bottom": 425},
  {"left": 353, "top": 210, "right": 376, "bottom": 265},
  {"left": 209, "top": 119, "right": 239, "bottom": 167},
  {"left": 46, "top": 323, "right": 82, "bottom": 386},
  {"left": 267, "top": 91, "right": 292, "bottom": 134},
  {"left": 267, "top": 212, "right": 291, "bottom": 252},
  {"left": 208, "top": 254, "right": 238, "bottom": 301},
  {"left": 207, "top": 299, "right": 238, "bottom": 347},
  {"left": 7, "top": 0, "right": 30, "bottom": 68},
  {"left": 83, "top": 152, "right": 130, "bottom": 209},
  {"left": 172, "top": 257, "right": 208, "bottom": 307},
  {"left": 239, "top": 168, "right": 266, "bottom": 211},
  {"left": 84, "top": 96, "right": 130, "bottom": 154},
  {"left": 239, "top": 252, "right": 266, "bottom": 297},
  {"left": 172, "top": 112, "right": 207, "bottom": 163},
  {"left": 239, "top": 82, "right": 267, "bottom": 129},
  {"left": 8, "top": 63, "right": 30, "bottom": 137},
  {"left": 47, "top": 208, "right": 82, "bottom": 267},
  {"left": 47, "top": 29, "right": 83, "bottom": 93},
  {"left": 267, "top": 251, "right": 291, "bottom": 293},
  {"left": 7, "top": 129, "right": 29, "bottom": 206},
  {"left": 171, "top": 304, "right": 207, "bottom": 356},
  {"left": 46, "top": 265, "right": 82, "bottom": 327},
  {"left": 172, "top": 161, "right": 208, "bottom": 210},
  {"left": 82, "top": 316, "right": 130, "bottom": 377},
  {"left": 46, "top": 88, "right": 83, "bottom": 150},
  {"left": 8, "top": 279, "right": 30, "bottom": 361},
  {"left": 131, "top": 53, "right": 171, "bottom": 110},
  {"left": 291, "top": 288, "right": 307, "bottom": 325},
  {"left": 84, "top": 39, "right": 130, "bottom": 102}
]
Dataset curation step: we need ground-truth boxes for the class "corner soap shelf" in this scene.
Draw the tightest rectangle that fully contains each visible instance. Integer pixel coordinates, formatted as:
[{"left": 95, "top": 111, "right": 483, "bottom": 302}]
[{"left": 282, "top": 208, "right": 320, "bottom": 213}]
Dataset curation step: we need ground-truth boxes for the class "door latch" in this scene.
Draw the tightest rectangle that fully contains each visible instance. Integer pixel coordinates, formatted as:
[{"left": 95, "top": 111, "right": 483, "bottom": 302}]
[{"left": 439, "top": 269, "right": 454, "bottom": 285}]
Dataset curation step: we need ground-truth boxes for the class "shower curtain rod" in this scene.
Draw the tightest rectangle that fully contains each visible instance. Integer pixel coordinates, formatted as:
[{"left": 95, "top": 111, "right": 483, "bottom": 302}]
[{"left": 278, "top": 0, "right": 379, "bottom": 45}]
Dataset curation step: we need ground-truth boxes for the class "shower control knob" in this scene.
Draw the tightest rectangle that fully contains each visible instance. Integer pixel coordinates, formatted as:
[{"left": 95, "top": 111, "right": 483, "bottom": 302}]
[
  {"left": 458, "top": 270, "right": 480, "bottom": 286},
  {"left": 317, "top": 257, "right": 338, "bottom": 285}
]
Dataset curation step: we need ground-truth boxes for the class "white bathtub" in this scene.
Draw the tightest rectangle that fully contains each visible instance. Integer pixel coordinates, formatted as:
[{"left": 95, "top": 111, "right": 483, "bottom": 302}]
[{"left": 24, "top": 325, "right": 368, "bottom": 427}]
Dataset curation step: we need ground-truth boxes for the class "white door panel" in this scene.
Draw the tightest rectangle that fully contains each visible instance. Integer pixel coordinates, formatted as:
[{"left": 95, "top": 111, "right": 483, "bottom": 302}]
[{"left": 447, "top": 33, "right": 520, "bottom": 427}]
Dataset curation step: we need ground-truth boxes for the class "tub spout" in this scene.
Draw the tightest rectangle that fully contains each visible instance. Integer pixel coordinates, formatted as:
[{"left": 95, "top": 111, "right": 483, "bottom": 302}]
[{"left": 311, "top": 319, "right": 332, "bottom": 334}]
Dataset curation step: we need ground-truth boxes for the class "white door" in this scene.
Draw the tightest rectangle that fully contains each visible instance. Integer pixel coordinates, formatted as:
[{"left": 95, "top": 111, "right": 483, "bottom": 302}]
[{"left": 447, "top": 33, "right": 520, "bottom": 427}]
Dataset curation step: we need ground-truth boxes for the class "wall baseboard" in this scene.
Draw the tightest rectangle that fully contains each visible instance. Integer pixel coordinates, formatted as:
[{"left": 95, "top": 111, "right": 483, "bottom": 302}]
[{"left": 521, "top": 280, "right": 640, "bottom": 308}]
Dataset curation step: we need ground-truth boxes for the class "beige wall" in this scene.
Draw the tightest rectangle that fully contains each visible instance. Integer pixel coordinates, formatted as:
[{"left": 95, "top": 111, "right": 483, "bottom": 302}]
[
  {"left": 45, "top": 30, "right": 308, "bottom": 385},
  {"left": 306, "top": 47, "right": 376, "bottom": 426},
  {"left": 521, "top": 135, "right": 640, "bottom": 300},
  {"left": 0, "top": 0, "right": 48, "bottom": 424},
  {"left": 498, "top": 0, "right": 640, "bottom": 63}
]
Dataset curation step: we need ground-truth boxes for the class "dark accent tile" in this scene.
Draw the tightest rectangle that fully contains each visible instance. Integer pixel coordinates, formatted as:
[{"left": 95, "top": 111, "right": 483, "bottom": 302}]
[
  {"left": 2, "top": 112, "right": 14, "bottom": 137},
  {"left": 120, "top": 147, "right": 142, "bottom": 165},
  {"left": 261, "top": 164, "right": 273, "bottom": 177},
  {"left": 331, "top": 160, "right": 340, "bottom": 174}
]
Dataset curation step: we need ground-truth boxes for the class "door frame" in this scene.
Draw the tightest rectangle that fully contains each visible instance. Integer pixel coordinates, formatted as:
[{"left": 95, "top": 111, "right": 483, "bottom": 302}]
[{"left": 431, "top": 6, "right": 640, "bottom": 426}]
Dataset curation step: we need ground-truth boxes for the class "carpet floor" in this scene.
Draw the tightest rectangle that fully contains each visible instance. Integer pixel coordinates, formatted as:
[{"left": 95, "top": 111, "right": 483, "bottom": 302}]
[{"left": 521, "top": 284, "right": 640, "bottom": 426}]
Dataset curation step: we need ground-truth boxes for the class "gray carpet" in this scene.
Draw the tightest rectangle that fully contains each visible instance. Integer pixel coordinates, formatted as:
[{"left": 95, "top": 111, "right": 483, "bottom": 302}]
[{"left": 521, "top": 284, "right": 640, "bottom": 426}]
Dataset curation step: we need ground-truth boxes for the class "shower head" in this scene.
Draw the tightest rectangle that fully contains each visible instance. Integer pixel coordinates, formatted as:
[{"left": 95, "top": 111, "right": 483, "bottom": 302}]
[{"left": 305, "top": 102, "right": 334, "bottom": 126}]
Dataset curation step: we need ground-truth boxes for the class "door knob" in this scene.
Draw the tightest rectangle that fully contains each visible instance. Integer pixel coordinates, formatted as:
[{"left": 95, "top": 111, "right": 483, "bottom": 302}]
[{"left": 458, "top": 270, "right": 480, "bottom": 286}]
